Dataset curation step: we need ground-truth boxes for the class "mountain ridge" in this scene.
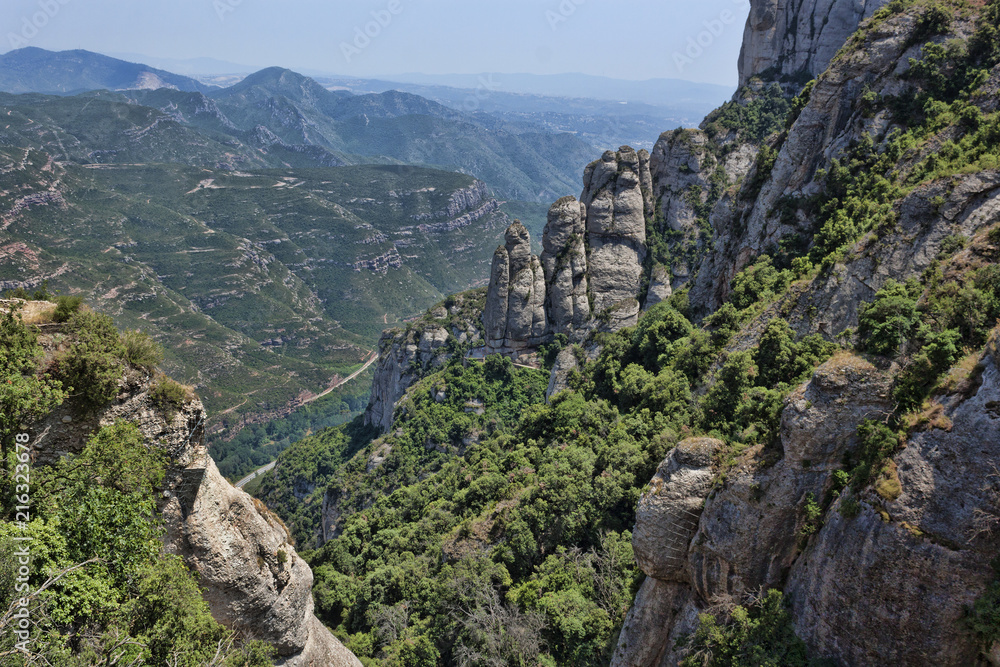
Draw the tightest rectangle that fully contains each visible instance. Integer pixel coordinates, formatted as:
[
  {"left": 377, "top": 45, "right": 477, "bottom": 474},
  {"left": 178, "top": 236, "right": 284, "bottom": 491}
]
[{"left": 0, "top": 47, "right": 216, "bottom": 94}]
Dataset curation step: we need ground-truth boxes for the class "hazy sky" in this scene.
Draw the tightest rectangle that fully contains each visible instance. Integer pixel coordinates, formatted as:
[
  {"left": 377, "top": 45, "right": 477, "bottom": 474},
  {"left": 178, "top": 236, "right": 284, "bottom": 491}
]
[{"left": 1, "top": 0, "right": 750, "bottom": 85}]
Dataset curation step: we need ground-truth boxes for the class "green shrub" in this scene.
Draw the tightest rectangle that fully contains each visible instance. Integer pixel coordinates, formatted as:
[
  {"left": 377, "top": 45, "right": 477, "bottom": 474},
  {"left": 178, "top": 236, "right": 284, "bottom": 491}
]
[
  {"left": 729, "top": 256, "right": 792, "bottom": 311},
  {"left": 52, "top": 295, "right": 84, "bottom": 323},
  {"left": 0, "top": 307, "right": 66, "bottom": 461},
  {"left": 57, "top": 310, "right": 127, "bottom": 410},
  {"left": 754, "top": 319, "right": 835, "bottom": 389},
  {"left": 680, "top": 589, "right": 812, "bottom": 667},
  {"left": 858, "top": 280, "right": 920, "bottom": 357},
  {"left": 839, "top": 494, "right": 862, "bottom": 519},
  {"left": 848, "top": 420, "right": 901, "bottom": 492},
  {"left": 122, "top": 329, "right": 164, "bottom": 372},
  {"left": 799, "top": 493, "right": 823, "bottom": 537},
  {"left": 966, "top": 568, "right": 1000, "bottom": 650},
  {"left": 149, "top": 376, "right": 190, "bottom": 419},
  {"left": 938, "top": 233, "right": 967, "bottom": 259}
]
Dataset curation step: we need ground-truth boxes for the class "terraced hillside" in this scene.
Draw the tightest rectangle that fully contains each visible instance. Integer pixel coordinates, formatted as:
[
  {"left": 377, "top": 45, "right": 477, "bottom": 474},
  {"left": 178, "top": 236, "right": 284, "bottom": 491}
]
[{"left": 0, "top": 147, "right": 510, "bottom": 433}]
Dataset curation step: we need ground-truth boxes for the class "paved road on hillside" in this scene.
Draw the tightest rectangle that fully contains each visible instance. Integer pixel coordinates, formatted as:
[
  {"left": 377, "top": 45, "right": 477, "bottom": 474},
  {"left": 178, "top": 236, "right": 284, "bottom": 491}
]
[{"left": 232, "top": 352, "right": 379, "bottom": 489}]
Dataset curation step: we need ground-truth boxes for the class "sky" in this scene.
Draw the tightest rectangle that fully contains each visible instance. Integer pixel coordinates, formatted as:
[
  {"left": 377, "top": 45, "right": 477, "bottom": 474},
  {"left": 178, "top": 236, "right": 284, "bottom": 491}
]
[{"left": 1, "top": 0, "right": 750, "bottom": 86}]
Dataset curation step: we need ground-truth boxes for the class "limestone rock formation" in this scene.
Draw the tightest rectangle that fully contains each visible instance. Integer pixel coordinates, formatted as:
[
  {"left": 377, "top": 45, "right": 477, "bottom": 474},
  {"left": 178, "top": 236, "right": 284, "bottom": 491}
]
[
  {"left": 632, "top": 438, "right": 722, "bottom": 582},
  {"left": 644, "top": 265, "right": 673, "bottom": 310},
  {"left": 786, "top": 337, "right": 1000, "bottom": 665},
  {"left": 162, "top": 452, "right": 360, "bottom": 667},
  {"left": 692, "top": 5, "right": 927, "bottom": 316},
  {"left": 26, "top": 341, "right": 360, "bottom": 666},
  {"left": 483, "top": 221, "right": 547, "bottom": 353},
  {"left": 540, "top": 196, "right": 591, "bottom": 335},
  {"left": 365, "top": 325, "right": 451, "bottom": 433},
  {"left": 614, "top": 346, "right": 999, "bottom": 666},
  {"left": 364, "top": 290, "right": 485, "bottom": 433},
  {"left": 581, "top": 147, "right": 650, "bottom": 329},
  {"left": 649, "top": 130, "right": 717, "bottom": 235},
  {"left": 738, "top": 0, "right": 891, "bottom": 87}
]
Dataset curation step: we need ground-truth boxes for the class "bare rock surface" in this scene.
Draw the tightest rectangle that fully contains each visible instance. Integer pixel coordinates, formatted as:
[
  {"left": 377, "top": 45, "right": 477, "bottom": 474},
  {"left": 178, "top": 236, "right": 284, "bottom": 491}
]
[
  {"left": 581, "top": 147, "right": 649, "bottom": 325},
  {"left": 162, "top": 453, "right": 360, "bottom": 666},
  {"left": 693, "top": 8, "right": 917, "bottom": 315},
  {"left": 541, "top": 196, "right": 591, "bottom": 334},
  {"left": 738, "top": 0, "right": 891, "bottom": 87},
  {"left": 633, "top": 437, "right": 722, "bottom": 582},
  {"left": 24, "top": 328, "right": 361, "bottom": 666},
  {"left": 483, "top": 221, "right": 547, "bottom": 353},
  {"left": 611, "top": 578, "right": 694, "bottom": 667}
]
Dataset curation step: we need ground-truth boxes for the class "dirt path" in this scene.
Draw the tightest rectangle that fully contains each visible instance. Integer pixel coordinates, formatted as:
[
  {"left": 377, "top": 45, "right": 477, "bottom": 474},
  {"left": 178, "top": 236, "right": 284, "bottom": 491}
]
[
  {"left": 300, "top": 350, "right": 378, "bottom": 405},
  {"left": 230, "top": 350, "right": 379, "bottom": 490}
]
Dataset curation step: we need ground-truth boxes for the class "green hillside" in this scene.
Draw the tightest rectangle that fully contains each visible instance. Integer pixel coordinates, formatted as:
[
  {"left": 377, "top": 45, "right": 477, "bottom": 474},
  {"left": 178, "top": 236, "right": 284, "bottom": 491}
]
[{"left": 0, "top": 147, "right": 509, "bottom": 440}]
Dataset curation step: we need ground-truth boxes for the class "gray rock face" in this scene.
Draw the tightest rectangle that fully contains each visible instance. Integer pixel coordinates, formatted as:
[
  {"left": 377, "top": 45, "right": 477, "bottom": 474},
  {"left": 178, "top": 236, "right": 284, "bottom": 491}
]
[
  {"left": 581, "top": 147, "right": 650, "bottom": 328},
  {"left": 738, "top": 0, "right": 891, "bottom": 87},
  {"left": 688, "top": 355, "right": 890, "bottom": 604},
  {"left": 611, "top": 577, "right": 695, "bottom": 667},
  {"left": 483, "top": 221, "right": 547, "bottom": 353},
  {"left": 649, "top": 130, "right": 717, "bottom": 234},
  {"left": 633, "top": 438, "right": 722, "bottom": 582},
  {"left": 540, "top": 196, "right": 591, "bottom": 334},
  {"left": 780, "top": 353, "right": 893, "bottom": 467},
  {"left": 784, "top": 172, "right": 1000, "bottom": 339},
  {"left": 25, "top": 343, "right": 360, "bottom": 666},
  {"left": 616, "top": 346, "right": 998, "bottom": 666},
  {"left": 364, "top": 292, "right": 484, "bottom": 433},
  {"left": 644, "top": 265, "right": 673, "bottom": 310},
  {"left": 162, "top": 453, "right": 360, "bottom": 667},
  {"left": 693, "top": 7, "right": 916, "bottom": 316},
  {"left": 787, "top": 502, "right": 988, "bottom": 666}
]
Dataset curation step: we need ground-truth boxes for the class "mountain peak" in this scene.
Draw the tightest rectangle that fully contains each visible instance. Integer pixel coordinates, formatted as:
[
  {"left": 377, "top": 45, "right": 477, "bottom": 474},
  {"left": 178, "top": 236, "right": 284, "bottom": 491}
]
[{"left": 0, "top": 47, "right": 214, "bottom": 95}]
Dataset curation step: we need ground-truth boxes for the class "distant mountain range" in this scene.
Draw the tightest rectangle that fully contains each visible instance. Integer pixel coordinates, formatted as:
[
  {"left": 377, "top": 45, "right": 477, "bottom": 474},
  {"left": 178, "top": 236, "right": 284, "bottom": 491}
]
[
  {"left": 0, "top": 48, "right": 583, "bottom": 435},
  {"left": 0, "top": 47, "right": 215, "bottom": 95},
  {"left": 0, "top": 49, "right": 598, "bottom": 201},
  {"left": 377, "top": 71, "right": 734, "bottom": 107}
]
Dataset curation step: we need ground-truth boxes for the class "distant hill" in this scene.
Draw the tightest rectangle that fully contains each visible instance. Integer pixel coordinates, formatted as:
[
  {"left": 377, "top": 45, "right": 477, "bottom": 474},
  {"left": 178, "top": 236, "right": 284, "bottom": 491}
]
[
  {"left": 0, "top": 47, "right": 216, "bottom": 95},
  {"left": 380, "top": 71, "right": 734, "bottom": 107},
  {"left": 0, "top": 146, "right": 512, "bottom": 432},
  {"left": 0, "top": 49, "right": 600, "bottom": 201}
]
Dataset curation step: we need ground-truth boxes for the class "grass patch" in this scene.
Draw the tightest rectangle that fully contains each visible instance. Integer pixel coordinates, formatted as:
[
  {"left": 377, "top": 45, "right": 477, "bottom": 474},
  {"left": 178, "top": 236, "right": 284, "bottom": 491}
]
[{"left": 149, "top": 375, "right": 193, "bottom": 420}]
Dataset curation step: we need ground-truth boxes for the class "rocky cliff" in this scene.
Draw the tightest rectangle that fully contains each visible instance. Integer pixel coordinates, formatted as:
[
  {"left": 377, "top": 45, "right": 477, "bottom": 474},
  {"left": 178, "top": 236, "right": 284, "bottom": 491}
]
[
  {"left": 614, "top": 344, "right": 1000, "bottom": 666},
  {"left": 608, "top": 2, "right": 1000, "bottom": 665},
  {"left": 480, "top": 147, "right": 653, "bottom": 358},
  {"left": 30, "top": 329, "right": 360, "bottom": 666},
  {"left": 738, "top": 0, "right": 891, "bottom": 86},
  {"left": 364, "top": 289, "right": 486, "bottom": 433},
  {"left": 692, "top": 2, "right": 970, "bottom": 317}
]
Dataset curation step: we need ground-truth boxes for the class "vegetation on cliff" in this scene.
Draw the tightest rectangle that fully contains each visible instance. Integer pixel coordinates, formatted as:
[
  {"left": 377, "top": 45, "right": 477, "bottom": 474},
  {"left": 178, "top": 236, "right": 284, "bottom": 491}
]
[{"left": 0, "top": 302, "right": 275, "bottom": 665}]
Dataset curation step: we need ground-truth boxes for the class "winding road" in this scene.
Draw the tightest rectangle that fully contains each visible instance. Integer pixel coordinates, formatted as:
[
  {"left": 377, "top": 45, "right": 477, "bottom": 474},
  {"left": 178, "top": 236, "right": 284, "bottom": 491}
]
[{"left": 233, "top": 352, "right": 378, "bottom": 489}]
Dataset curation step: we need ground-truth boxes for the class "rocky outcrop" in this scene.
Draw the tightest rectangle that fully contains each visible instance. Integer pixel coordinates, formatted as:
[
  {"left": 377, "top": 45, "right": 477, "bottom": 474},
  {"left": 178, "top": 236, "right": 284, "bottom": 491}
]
[
  {"left": 649, "top": 130, "right": 717, "bottom": 235},
  {"left": 162, "top": 452, "right": 360, "bottom": 666},
  {"left": 613, "top": 347, "right": 999, "bottom": 666},
  {"left": 692, "top": 5, "right": 926, "bottom": 316},
  {"left": 581, "top": 147, "right": 650, "bottom": 329},
  {"left": 479, "top": 146, "right": 660, "bottom": 358},
  {"left": 25, "top": 328, "right": 360, "bottom": 666},
  {"left": 632, "top": 438, "right": 722, "bottom": 582},
  {"left": 644, "top": 265, "right": 673, "bottom": 310},
  {"left": 784, "top": 172, "right": 1000, "bottom": 339},
  {"left": 786, "top": 339, "right": 1000, "bottom": 665},
  {"left": 738, "top": 0, "right": 891, "bottom": 87},
  {"left": 483, "top": 222, "right": 547, "bottom": 353},
  {"left": 540, "top": 196, "right": 591, "bottom": 335},
  {"left": 364, "top": 290, "right": 485, "bottom": 433}
]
